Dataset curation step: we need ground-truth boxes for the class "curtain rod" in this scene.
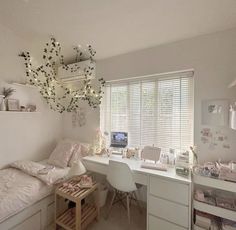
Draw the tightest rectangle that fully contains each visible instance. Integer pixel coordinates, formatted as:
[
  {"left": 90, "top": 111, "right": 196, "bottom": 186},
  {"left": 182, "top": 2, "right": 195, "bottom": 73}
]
[{"left": 105, "top": 69, "right": 194, "bottom": 83}]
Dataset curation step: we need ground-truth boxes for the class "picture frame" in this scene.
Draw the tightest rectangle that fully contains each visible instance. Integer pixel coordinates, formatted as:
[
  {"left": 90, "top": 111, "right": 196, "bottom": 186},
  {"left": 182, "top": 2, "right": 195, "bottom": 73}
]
[
  {"left": 202, "top": 99, "right": 229, "bottom": 126},
  {"left": 7, "top": 99, "right": 20, "bottom": 111}
]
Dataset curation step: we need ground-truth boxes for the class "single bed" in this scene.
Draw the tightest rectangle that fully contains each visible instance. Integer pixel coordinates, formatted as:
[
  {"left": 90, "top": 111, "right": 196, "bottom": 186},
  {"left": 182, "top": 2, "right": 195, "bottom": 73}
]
[
  {"left": 0, "top": 139, "right": 89, "bottom": 230},
  {"left": 0, "top": 160, "right": 70, "bottom": 230}
]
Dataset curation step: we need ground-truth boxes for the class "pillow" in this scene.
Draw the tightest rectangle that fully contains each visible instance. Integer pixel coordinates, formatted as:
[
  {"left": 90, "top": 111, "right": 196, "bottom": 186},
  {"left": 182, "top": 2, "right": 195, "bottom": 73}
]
[
  {"left": 68, "top": 142, "right": 90, "bottom": 167},
  {"left": 48, "top": 140, "right": 75, "bottom": 168}
]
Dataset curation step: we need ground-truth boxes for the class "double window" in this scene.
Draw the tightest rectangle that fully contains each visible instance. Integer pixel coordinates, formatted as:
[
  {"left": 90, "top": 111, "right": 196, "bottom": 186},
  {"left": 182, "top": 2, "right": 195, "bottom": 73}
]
[{"left": 100, "top": 71, "right": 194, "bottom": 152}]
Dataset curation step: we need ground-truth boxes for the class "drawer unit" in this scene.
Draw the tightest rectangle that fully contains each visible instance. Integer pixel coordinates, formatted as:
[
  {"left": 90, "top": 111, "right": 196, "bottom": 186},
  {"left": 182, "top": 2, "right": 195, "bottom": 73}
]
[
  {"left": 149, "top": 195, "right": 189, "bottom": 228},
  {"left": 149, "top": 215, "right": 186, "bottom": 230},
  {"left": 133, "top": 172, "right": 148, "bottom": 186},
  {"left": 12, "top": 212, "right": 41, "bottom": 230},
  {"left": 150, "top": 176, "right": 189, "bottom": 205},
  {"left": 83, "top": 161, "right": 108, "bottom": 175}
]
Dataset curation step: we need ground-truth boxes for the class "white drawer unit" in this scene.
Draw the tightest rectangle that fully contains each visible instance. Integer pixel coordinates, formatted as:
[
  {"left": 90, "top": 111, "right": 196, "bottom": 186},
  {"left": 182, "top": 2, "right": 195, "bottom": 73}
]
[
  {"left": 11, "top": 212, "right": 41, "bottom": 230},
  {"left": 149, "top": 195, "right": 189, "bottom": 228},
  {"left": 148, "top": 175, "right": 191, "bottom": 230},
  {"left": 149, "top": 215, "right": 186, "bottom": 230},
  {"left": 149, "top": 176, "right": 189, "bottom": 205}
]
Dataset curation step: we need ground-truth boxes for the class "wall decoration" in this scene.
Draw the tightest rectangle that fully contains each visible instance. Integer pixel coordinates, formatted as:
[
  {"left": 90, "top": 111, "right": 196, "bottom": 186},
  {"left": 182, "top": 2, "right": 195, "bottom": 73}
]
[
  {"left": 19, "top": 37, "right": 105, "bottom": 113},
  {"left": 26, "top": 104, "right": 37, "bottom": 112},
  {"left": 0, "top": 87, "right": 16, "bottom": 111},
  {"left": 202, "top": 99, "right": 229, "bottom": 126},
  {"left": 200, "top": 127, "right": 230, "bottom": 150},
  {"left": 72, "top": 107, "right": 86, "bottom": 127},
  {"left": 7, "top": 99, "right": 20, "bottom": 111}
]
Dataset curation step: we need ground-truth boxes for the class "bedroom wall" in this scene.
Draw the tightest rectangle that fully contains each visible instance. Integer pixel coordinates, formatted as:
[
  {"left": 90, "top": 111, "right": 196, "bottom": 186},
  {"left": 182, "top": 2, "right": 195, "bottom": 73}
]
[
  {"left": 0, "top": 23, "right": 63, "bottom": 168},
  {"left": 63, "top": 28, "right": 236, "bottom": 163}
]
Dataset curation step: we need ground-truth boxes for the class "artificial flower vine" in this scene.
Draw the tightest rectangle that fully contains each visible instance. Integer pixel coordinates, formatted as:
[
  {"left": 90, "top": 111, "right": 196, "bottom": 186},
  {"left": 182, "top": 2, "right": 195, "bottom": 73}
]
[{"left": 19, "top": 37, "right": 105, "bottom": 113}]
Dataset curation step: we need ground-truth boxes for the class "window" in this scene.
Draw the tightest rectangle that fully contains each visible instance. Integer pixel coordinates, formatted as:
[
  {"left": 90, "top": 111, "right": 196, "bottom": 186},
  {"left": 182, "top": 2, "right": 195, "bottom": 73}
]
[{"left": 100, "top": 71, "right": 194, "bottom": 152}]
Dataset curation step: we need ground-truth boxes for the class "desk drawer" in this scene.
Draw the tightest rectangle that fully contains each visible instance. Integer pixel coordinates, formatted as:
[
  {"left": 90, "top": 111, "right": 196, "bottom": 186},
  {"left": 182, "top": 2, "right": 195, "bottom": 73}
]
[
  {"left": 150, "top": 176, "right": 189, "bottom": 205},
  {"left": 133, "top": 173, "right": 148, "bottom": 186},
  {"left": 149, "top": 215, "right": 186, "bottom": 230},
  {"left": 83, "top": 161, "right": 108, "bottom": 175},
  {"left": 149, "top": 195, "right": 189, "bottom": 228}
]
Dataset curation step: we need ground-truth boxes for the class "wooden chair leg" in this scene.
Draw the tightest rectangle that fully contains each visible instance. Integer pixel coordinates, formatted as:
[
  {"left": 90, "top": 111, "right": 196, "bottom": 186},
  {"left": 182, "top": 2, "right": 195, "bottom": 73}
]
[
  {"left": 126, "top": 193, "right": 131, "bottom": 224},
  {"left": 106, "top": 190, "right": 116, "bottom": 219}
]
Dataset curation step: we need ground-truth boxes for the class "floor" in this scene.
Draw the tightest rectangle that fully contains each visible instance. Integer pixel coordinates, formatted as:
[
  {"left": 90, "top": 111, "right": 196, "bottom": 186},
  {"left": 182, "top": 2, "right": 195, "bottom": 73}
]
[
  {"left": 88, "top": 200, "right": 146, "bottom": 230},
  {"left": 51, "top": 193, "right": 146, "bottom": 230}
]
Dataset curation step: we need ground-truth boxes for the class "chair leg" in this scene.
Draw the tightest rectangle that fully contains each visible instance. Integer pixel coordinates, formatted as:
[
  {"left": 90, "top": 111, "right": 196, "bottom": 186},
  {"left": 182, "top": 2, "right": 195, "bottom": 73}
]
[
  {"left": 106, "top": 190, "right": 116, "bottom": 219},
  {"left": 126, "top": 193, "right": 131, "bottom": 224},
  {"left": 133, "top": 191, "right": 142, "bottom": 213}
]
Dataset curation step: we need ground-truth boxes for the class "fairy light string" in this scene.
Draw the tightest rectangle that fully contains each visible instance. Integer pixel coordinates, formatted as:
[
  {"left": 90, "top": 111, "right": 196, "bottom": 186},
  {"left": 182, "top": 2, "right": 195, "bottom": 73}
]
[{"left": 19, "top": 37, "right": 105, "bottom": 113}]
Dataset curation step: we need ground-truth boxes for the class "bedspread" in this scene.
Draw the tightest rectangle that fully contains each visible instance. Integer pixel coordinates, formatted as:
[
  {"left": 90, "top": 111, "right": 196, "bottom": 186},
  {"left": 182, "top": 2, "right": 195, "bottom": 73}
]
[{"left": 0, "top": 161, "right": 69, "bottom": 223}]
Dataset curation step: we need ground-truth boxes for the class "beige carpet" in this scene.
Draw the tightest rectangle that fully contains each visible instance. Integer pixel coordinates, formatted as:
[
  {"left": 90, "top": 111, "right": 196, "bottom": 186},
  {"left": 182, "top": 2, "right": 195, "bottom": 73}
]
[
  {"left": 88, "top": 201, "right": 146, "bottom": 230},
  {"left": 50, "top": 194, "right": 146, "bottom": 230}
]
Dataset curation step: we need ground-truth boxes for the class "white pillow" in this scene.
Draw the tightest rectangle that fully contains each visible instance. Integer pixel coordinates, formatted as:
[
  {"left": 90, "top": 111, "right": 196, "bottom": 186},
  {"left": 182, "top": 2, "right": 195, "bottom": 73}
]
[
  {"left": 48, "top": 140, "right": 75, "bottom": 168},
  {"left": 68, "top": 142, "right": 90, "bottom": 167}
]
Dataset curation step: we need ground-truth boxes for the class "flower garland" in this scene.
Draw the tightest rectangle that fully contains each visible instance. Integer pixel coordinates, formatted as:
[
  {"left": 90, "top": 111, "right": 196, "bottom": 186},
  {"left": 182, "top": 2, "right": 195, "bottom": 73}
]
[{"left": 19, "top": 37, "right": 105, "bottom": 113}]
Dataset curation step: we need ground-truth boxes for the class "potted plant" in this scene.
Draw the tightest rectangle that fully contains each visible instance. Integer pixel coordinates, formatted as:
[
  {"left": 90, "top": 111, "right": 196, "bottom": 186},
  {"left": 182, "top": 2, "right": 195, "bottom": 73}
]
[{"left": 0, "top": 87, "right": 15, "bottom": 111}]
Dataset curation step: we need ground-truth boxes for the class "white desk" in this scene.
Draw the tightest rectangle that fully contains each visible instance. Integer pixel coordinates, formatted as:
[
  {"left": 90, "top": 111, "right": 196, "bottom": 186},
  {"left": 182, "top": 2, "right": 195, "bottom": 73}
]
[{"left": 83, "top": 155, "right": 192, "bottom": 230}]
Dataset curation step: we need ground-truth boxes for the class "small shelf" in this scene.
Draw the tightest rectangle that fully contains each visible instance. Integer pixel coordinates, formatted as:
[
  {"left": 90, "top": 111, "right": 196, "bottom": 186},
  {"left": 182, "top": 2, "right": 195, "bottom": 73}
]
[
  {"left": 56, "top": 204, "right": 97, "bottom": 230},
  {"left": 0, "top": 111, "right": 40, "bottom": 114},
  {"left": 11, "top": 83, "right": 37, "bottom": 89},
  {"left": 193, "top": 174, "right": 236, "bottom": 193},
  {"left": 193, "top": 200, "right": 236, "bottom": 222}
]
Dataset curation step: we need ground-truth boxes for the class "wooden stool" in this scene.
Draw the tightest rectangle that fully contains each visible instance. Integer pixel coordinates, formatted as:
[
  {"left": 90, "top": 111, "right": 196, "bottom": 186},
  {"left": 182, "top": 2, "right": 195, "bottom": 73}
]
[{"left": 55, "top": 176, "right": 99, "bottom": 230}]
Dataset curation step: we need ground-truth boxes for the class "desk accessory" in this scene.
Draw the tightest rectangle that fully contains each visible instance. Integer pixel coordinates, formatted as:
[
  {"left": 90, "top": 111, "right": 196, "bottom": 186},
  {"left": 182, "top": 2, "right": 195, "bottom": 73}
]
[{"left": 141, "top": 162, "right": 167, "bottom": 171}]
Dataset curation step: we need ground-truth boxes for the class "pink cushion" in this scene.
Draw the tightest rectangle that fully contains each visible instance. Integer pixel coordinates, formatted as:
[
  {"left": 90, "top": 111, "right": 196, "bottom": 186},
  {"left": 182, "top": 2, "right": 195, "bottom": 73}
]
[
  {"left": 68, "top": 142, "right": 90, "bottom": 167},
  {"left": 48, "top": 140, "right": 75, "bottom": 168}
]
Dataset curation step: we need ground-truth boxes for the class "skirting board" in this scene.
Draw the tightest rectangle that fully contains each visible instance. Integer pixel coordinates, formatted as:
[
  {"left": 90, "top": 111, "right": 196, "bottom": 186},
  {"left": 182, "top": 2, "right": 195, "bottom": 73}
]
[{"left": 0, "top": 194, "right": 54, "bottom": 230}]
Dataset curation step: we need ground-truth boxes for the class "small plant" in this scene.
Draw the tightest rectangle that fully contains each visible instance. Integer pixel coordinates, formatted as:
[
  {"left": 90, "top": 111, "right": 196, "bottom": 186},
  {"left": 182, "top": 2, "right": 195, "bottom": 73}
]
[{"left": 2, "top": 87, "right": 15, "bottom": 99}]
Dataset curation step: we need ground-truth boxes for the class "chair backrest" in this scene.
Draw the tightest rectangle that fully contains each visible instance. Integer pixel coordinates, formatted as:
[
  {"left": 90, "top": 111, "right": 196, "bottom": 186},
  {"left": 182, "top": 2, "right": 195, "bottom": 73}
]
[
  {"left": 107, "top": 160, "right": 137, "bottom": 192},
  {"left": 141, "top": 146, "right": 161, "bottom": 163}
]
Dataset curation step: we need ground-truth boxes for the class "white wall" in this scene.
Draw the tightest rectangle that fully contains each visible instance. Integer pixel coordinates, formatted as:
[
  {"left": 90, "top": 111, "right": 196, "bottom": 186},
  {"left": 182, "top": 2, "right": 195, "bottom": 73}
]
[
  {"left": 62, "top": 101, "right": 99, "bottom": 143},
  {"left": 0, "top": 23, "right": 63, "bottom": 168},
  {"left": 63, "top": 28, "right": 236, "bottom": 163}
]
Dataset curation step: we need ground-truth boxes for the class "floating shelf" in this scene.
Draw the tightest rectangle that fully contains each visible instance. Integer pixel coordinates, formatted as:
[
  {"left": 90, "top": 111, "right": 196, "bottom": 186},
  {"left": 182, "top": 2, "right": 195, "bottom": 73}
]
[
  {"left": 193, "top": 200, "right": 236, "bottom": 222},
  {"left": 0, "top": 111, "right": 40, "bottom": 114},
  {"left": 56, "top": 204, "right": 97, "bottom": 230},
  {"left": 193, "top": 174, "right": 236, "bottom": 193},
  {"left": 11, "top": 83, "right": 37, "bottom": 89}
]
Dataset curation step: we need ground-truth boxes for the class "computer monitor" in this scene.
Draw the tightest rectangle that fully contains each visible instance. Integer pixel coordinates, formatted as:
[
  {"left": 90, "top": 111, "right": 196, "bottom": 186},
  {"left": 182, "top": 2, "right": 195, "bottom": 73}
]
[{"left": 110, "top": 132, "right": 128, "bottom": 148}]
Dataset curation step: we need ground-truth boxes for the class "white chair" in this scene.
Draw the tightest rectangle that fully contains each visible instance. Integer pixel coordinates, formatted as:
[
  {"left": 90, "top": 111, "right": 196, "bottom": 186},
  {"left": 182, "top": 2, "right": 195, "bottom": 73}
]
[{"left": 106, "top": 160, "right": 142, "bottom": 223}]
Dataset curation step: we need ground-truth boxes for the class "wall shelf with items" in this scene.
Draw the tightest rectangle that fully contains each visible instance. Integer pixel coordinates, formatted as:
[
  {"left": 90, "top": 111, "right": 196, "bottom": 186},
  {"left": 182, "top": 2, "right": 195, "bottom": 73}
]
[
  {"left": 11, "top": 82, "right": 37, "bottom": 89},
  {"left": 0, "top": 111, "right": 41, "bottom": 114},
  {"left": 194, "top": 200, "right": 236, "bottom": 222},
  {"left": 193, "top": 173, "right": 236, "bottom": 229},
  {"left": 193, "top": 174, "right": 236, "bottom": 193},
  {"left": 0, "top": 81, "right": 39, "bottom": 113}
]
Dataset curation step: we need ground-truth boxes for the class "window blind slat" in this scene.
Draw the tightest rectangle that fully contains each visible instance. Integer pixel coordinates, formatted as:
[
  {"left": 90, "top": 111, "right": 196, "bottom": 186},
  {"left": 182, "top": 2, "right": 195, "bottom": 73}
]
[{"left": 100, "top": 72, "right": 193, "bottom": 151}]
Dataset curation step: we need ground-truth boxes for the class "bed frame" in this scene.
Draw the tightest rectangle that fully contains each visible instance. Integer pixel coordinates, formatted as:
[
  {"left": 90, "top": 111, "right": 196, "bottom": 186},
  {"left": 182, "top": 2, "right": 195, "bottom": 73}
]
[{"left": 0, "top": 194, "right": 55, "bottom": 230}]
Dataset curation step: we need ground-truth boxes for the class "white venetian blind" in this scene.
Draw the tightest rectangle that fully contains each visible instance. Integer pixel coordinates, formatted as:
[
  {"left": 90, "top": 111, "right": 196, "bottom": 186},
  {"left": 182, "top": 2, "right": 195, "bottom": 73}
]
[{"left": 100, "top": 71, "right": 194, "bottom": 152}]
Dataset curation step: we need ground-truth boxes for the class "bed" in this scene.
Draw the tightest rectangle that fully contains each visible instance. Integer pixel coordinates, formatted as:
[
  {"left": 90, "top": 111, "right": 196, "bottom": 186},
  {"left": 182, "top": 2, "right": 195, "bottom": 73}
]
[
  {"left": 0, "top": 139, "right": 90, "bottom": 230},
  {"left": 0, "top": 160, "right": 70, "bottom": 230}
]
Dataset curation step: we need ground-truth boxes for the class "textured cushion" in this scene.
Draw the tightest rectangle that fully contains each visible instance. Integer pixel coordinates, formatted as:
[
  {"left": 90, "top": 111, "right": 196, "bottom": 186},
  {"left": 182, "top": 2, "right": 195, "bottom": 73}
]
[
  {"left": 48, "top": 140, "right": 75, "bottom": 168},
  {"left": 68, "top": 142, "right": 90, "bottom": 167}
]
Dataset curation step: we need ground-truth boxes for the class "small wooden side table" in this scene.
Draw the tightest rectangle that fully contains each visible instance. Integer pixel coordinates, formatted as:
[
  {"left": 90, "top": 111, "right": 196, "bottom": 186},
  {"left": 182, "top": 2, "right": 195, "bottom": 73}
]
[{"left": 55, "top": 176, "right": 99, "bottom": 230}]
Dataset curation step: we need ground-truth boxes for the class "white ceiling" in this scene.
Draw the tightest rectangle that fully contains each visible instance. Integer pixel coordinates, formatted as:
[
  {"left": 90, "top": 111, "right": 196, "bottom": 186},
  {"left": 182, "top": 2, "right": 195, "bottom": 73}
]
[{"left": 0, "top": 0, "right": 236, "bottom": 59}]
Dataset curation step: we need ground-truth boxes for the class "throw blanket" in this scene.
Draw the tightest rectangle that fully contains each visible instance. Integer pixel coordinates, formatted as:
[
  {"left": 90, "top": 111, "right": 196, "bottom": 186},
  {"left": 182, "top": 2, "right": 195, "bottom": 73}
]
[{"left": 10, "top": 160, "right": 70, "bottom": 185}]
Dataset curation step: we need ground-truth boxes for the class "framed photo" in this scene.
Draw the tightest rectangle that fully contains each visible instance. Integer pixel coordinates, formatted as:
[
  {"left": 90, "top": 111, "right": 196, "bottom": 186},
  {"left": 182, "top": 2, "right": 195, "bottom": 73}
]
[
  {"left": 7, "top": 99, "right": 20, "bottom": 111},
  {"left": 202, "top": 99, "right": 229, "bottom": 126}
]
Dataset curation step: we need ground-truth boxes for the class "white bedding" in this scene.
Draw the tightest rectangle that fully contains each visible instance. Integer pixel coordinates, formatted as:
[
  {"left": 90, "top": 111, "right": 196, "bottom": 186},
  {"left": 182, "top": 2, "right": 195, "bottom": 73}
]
[{"left": 0, "top": 160, "right": 69, "bottom": 223}]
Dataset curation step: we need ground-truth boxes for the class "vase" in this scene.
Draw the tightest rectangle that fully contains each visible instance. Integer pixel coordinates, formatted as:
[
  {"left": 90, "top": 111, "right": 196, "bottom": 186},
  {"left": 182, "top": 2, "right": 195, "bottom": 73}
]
[{"left": 0, "top": 98, "right": 7, "bottom": 111}]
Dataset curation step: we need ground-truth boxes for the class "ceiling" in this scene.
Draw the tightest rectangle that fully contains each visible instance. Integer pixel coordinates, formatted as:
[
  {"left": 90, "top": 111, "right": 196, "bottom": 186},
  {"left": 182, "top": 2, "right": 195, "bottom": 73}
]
[{"left": 0, "top": 0, "right": 236, "bottom": 59}]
